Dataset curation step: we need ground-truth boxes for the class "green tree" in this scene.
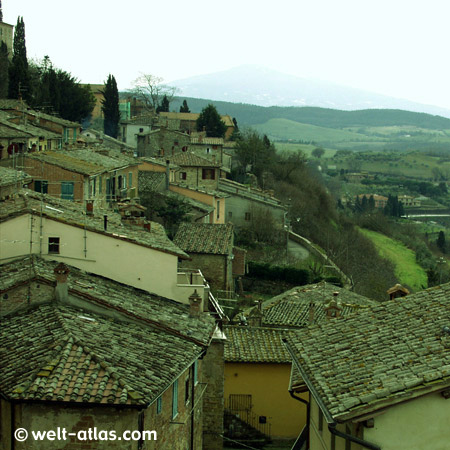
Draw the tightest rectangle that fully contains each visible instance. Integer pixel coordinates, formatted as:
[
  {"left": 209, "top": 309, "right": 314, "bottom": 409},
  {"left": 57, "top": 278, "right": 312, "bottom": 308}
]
[
  {"left": 0, "top": 42, "right": 9, "bottom": 98},
  {"left": 156, "top": 94, "right": 170, "bottom": 113},
  {"left": 101, "top": 74, "right": 120, "bottom": 138},
  {"left": 437, "top": 231, "right": 446, "bottom": 253},
  {"left": 0, "top": 1, "right": 3, "bottom": 22},
  {"left": 312, "top": 147, "right": 325, "bottom": 159},
  {"left": 8, "top": 17, "right": 31, "bottom": 102},
  {"left": 234, "top": 129, "right": 277, "bottom": 185},
  {"left": 179, "top": 99, "right": 190, "bottom": 113},
  {"left": 196, "top": 103, "right": 227, "bottom": 137}
]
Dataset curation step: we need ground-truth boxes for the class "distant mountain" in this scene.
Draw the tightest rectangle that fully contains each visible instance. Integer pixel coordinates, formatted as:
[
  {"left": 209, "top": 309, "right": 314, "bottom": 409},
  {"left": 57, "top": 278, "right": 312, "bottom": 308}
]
[{"left": 171, "top": 65, "right": 450, "bottom": 119}]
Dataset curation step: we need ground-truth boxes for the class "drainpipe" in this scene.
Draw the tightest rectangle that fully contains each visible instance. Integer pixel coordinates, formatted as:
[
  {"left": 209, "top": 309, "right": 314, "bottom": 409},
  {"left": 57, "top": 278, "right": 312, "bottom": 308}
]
[
  {"left": 289, "top": 390, "right": 310, "bottom": 449},
  {"left": 283, "top": 339, "right": 381, "bottom": 450}
]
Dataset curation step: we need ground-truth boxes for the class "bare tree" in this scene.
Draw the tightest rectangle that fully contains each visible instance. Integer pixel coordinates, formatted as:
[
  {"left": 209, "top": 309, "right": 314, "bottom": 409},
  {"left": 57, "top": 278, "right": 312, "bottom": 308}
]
[{"left": 130, "top": 73, "right": 178, "bottom": 113}]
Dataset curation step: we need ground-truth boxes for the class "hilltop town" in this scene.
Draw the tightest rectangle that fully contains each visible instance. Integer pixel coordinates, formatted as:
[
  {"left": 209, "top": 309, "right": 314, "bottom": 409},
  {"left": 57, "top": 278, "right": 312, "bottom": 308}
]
[{"left": 1, "top": 6, "right": 450, "bottom": 450}]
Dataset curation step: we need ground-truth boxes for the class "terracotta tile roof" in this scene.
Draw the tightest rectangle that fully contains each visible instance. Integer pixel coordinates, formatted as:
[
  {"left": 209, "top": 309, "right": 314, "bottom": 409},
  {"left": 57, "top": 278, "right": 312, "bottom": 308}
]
[
  {"left": 0, "top": 99, "right": 25, "bottom": 110},
  {"left": 138, "top": 171, "right": 166, "bottom": 193},
  {"left": 0, "top": 190, "right": 188, "bottom": 258},
  {"left": 174, "top": 223, "right": 234, "bottom": 255},
  {"left": 0, "top": 122, "right": 33, "bottom": 139},
  {"left": 164, "top": 152, "right": 220, "bottom": 167},
  {"left": 0, "top": 167, "right": 32, "bottom": 187},
  {"left": 224, "top": 326, "right": 293, "bottom": 363},
  {"left": 190, "top": 137, "right": 224, "bottom": 146},
  {"left": 0, "top": 257, "right": 215, "bottom": 346},
  {"left": 0, "top": 113, "right": 61, "bottom": 140},
  {"left": 27, "top": 149, "right": 137, "bottom": 175},
  {"left": 285, "top": 283, "right": 450, "bottom": 420},
  {"left": 258, "top": 282, "right": 374, "bottom": 328},
  {"left": 159, "top": 112, "right": 234, "bottom": 127},
  {"left": 0, "top": 256, "right": 217, "bottom": 406},
  {"left": 1, "top": 303, "right": 206, "bottom": 406}
]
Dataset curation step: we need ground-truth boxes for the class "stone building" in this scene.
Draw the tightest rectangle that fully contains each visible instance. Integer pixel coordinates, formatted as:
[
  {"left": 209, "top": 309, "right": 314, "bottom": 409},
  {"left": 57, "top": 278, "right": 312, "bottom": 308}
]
[
  {"left": 175, "top": 223, "right": 235, "bottom": 293},
  {"left": 0, "top": 256, "right": 224, "bottom": 450},
  {"left": 285, "top": 282, "right": 450, "bottom": 450},
  {"left": 23, "top": 148, "right": 139, "bottom": 207},
  {"left": 136, "top": 127, "right": 190, "bottom": 158}
]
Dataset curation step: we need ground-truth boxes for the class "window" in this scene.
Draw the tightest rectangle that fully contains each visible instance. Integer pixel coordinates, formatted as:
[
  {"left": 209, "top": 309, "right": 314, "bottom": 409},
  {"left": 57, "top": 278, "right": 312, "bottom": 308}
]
[
  {"left": 128, "top": 172, "right": 133, "bottom": 188},
  {"left": 202, "top": 168, "right": 215, "bottom": 180},
  {"left": 318, "top": 408, "right": 323, "bottom": 432},
  {"left": 34, "top": 180, "right": 48, "bottom": 194},
  {"left": 228, "top": 211, "right": 232, "bottom": 219},
  {"left": 330, "top": 433, "right": 336, "bottom": 450},
  {"left": 99, "top": 176, "right": 102, "bottom": 194},
  {"left": 193, "top": 361, "right": 198, "bottom": 385},
  {"left": 156, "top": 396, "right": 162, "bottom": 415},
  {"left": 48, "top": 237, "right": 60, "bottom": 254},
  {"left": 180, "top": 172, "right": 187, "bottom": 180},
  {"left": 182, "top": 146, "right": 187, "bottom": 152},
  {"left": 172, "top": 379, "right": 178, "bottom": 419},
  {"left": 61, "top": 181, "right": 74, "bottom": 201},
  {"left": 216, "top": 201, "right": 220, "bottom": 219},
  {"left": 174, "top": 141, "right": 179, "bottom": 146},
  {"left": 245, "top": 212, "right": 251, "bottom": 221},
  {"left": 93, "top": 177, "right": 96, "bottom": 195},
  {"left": 206, "top": 148, "right": 211, "bottom": 154},
  {"left": 185, "top": 376, "right": 190, "bottom": 404}
]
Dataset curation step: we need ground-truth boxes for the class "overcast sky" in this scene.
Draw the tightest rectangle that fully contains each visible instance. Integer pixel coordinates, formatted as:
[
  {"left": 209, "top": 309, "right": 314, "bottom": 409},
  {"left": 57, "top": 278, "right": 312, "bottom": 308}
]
[{"left": 4, "top": 0, "right": 450, "bottom": 109}]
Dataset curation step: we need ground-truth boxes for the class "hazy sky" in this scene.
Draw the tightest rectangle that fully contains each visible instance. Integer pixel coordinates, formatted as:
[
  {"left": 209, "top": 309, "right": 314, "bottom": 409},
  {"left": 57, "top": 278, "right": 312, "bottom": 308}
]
[{"left": 4, "top": 0, "right": 450, "bottom": 109}]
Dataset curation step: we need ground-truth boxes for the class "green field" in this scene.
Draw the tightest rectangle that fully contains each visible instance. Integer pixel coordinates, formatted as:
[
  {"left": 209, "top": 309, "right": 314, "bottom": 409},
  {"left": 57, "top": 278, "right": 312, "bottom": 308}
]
[
  {"left": 274, "top": 142, "right": 336, "bottom": 158},
  {"left": 359, "top": 228, "right": 427, "bottom": 292},
  {"left": 253, "top": 118, "right": 383, "bottom": 144}
]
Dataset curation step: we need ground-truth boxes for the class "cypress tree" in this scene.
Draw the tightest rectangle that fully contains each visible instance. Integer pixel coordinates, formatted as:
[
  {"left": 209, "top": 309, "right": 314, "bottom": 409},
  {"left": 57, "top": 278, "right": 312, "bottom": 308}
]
[
  {"left": 101, "top": 74, "right": 120, "bottom": 138},
  {"left": 196, "top": 103, "right": 227, "bottom": 137},
  {"left": 8, "top": 17, "right": 31, "bottom": 102},
  {"left": 179, "top": 99, "right": 190, "bottom": 113},
  {"left": 0, "top": 42, "right": 8, "bottom": 98},
  {"left": 0, "top": 1, "right": 3, "bottom": 22},
  {"left": 156, "top": 94, "right": 169, "bottom": 113}
]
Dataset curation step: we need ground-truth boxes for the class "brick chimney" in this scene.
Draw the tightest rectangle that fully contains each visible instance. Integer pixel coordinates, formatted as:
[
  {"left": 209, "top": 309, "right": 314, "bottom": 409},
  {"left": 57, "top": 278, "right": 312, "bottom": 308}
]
[
  {"left": 387, "top": 284, "right": 410, "bottom": 300},
  {"left": 54, "top": 263, "right": 70, "bottom": 302},
  {"left": 248, "top": 303, "right": 263, "bottom": 327},
  {"left": 325, "top": 292, "right": 342, "bottom": 318},
  {"left": 188, "top": 290, "right": 202, "bottom": 317}
]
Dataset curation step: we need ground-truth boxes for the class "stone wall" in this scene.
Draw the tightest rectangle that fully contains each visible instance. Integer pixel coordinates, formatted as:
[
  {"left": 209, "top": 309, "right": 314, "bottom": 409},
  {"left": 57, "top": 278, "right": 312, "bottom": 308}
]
[{"left": 202, "top": 335, "right": 225, "bottom": 450}]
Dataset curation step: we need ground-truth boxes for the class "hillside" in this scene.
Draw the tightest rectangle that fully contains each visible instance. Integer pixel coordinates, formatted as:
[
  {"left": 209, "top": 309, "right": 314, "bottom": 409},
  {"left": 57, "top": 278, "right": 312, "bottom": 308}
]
[{"left": 168, "top": 97, "right": 450, "bottom": 150}]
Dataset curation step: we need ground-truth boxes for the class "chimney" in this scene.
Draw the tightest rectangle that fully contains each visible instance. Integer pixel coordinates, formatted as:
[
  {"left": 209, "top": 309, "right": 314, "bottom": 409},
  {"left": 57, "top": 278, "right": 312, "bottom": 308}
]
[
  {"left": 165, "top": 160, "right": 170, "bottom": 190},
  {"left": 104, "top": 215, "right": 108, "bottom": 231},
  {"left": 325, "top": 292, "right": 342, "bottom": 318},
  {"left": 188, "top": 290, "right": 202, "bottom": 317},
  {"left": 54, "top": 263, "right": 70, "bottom": 302},
  {"left": 248, "top": 303, "right": 263, "bottom": 327},
  {"left": 387, "top": 284, "right": 410, "bottom": 300},
  {"left": 308, "top": 302, "right": 315, "bottom": 324},
  {"left": 86, "top": 200, "right": 94, "bottom": 216}
]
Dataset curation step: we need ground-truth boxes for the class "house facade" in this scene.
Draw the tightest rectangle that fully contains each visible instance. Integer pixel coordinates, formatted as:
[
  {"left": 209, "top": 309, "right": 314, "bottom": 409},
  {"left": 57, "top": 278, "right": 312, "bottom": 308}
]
[
  {"left": 136, "top": 128, "right": 190, "bottom": 158},
  {"left": 0, "top": 256, "right": 223, "bottom": 450},
  {"left": 218, "top": 178, "right": 286, "bottom": 228},
  {"left": 174, "top": 223, "right": 235, "bottom": 293},
  {"left": 23, "top": 149, "right": 139, "bottom": 207},
  {"left": 0, "top": 189, "right": 216, "bottom": 305},
  {"left": 285, "top": 283, "right": 450, "bottom": 450}
]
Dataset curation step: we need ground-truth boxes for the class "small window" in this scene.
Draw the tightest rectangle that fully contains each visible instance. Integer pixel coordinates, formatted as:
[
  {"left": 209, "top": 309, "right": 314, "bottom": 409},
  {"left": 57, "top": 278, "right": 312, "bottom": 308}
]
[
  {"left": 185, "top": 376, "right": 190, "bottom": 404},
  {"left": 182, "top": 146, "right": 187, "bottom": 152},
  {"left": 206, "top": 148, "right": 211, "bottom": 154},
  {"left": 193, "top": 361, "right": 198, "bottom": 385},
  {"left": 156, "top": 396, "right": 162, "bottom": 414},
  {"left": 318, "top": 408, "right": 323, "bottom": 432},
  {"left": 139, "top": 128, "right": 144, "bottom": 133},
  {"left": 180, "top": 172, "right": 187, "bottom": 180},
  {"left": 216, "top": 201, "right": 220, "bottom": 219},
  {"left": 99, "top": 176, "right": 102, "bottom": 194},
  {"left": 172, "top": 379, "right": 178, "bottom": 419},
  {"left": 228, "top": 211, "right": 232, "bottom": 219},
  {"left": 174, "top": 141, "right": 179, "bottom": 146},
  {"left": 245, "top": 212, "right": 251, "bottom": 221},
  {"left": 48, "top": 237, "right": 60, "bottom": 254},
  {"left": 128, "top": 172, "right": 132, "bottom": 188},
  {"left": 202, "top": 168, "right": 215, "bottom": 180},
  {"left": 34, "top": 180, "right": 48, "bottom": 194}
]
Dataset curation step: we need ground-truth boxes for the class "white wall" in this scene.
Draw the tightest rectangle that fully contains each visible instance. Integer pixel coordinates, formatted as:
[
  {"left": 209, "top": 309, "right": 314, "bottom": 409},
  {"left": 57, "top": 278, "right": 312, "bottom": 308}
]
[
  {"left": 364, "top": 390, "right": 450, "bottom": 450},
  {"left": 0, "top": 214, "right": 195, "bottom": 303}
]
